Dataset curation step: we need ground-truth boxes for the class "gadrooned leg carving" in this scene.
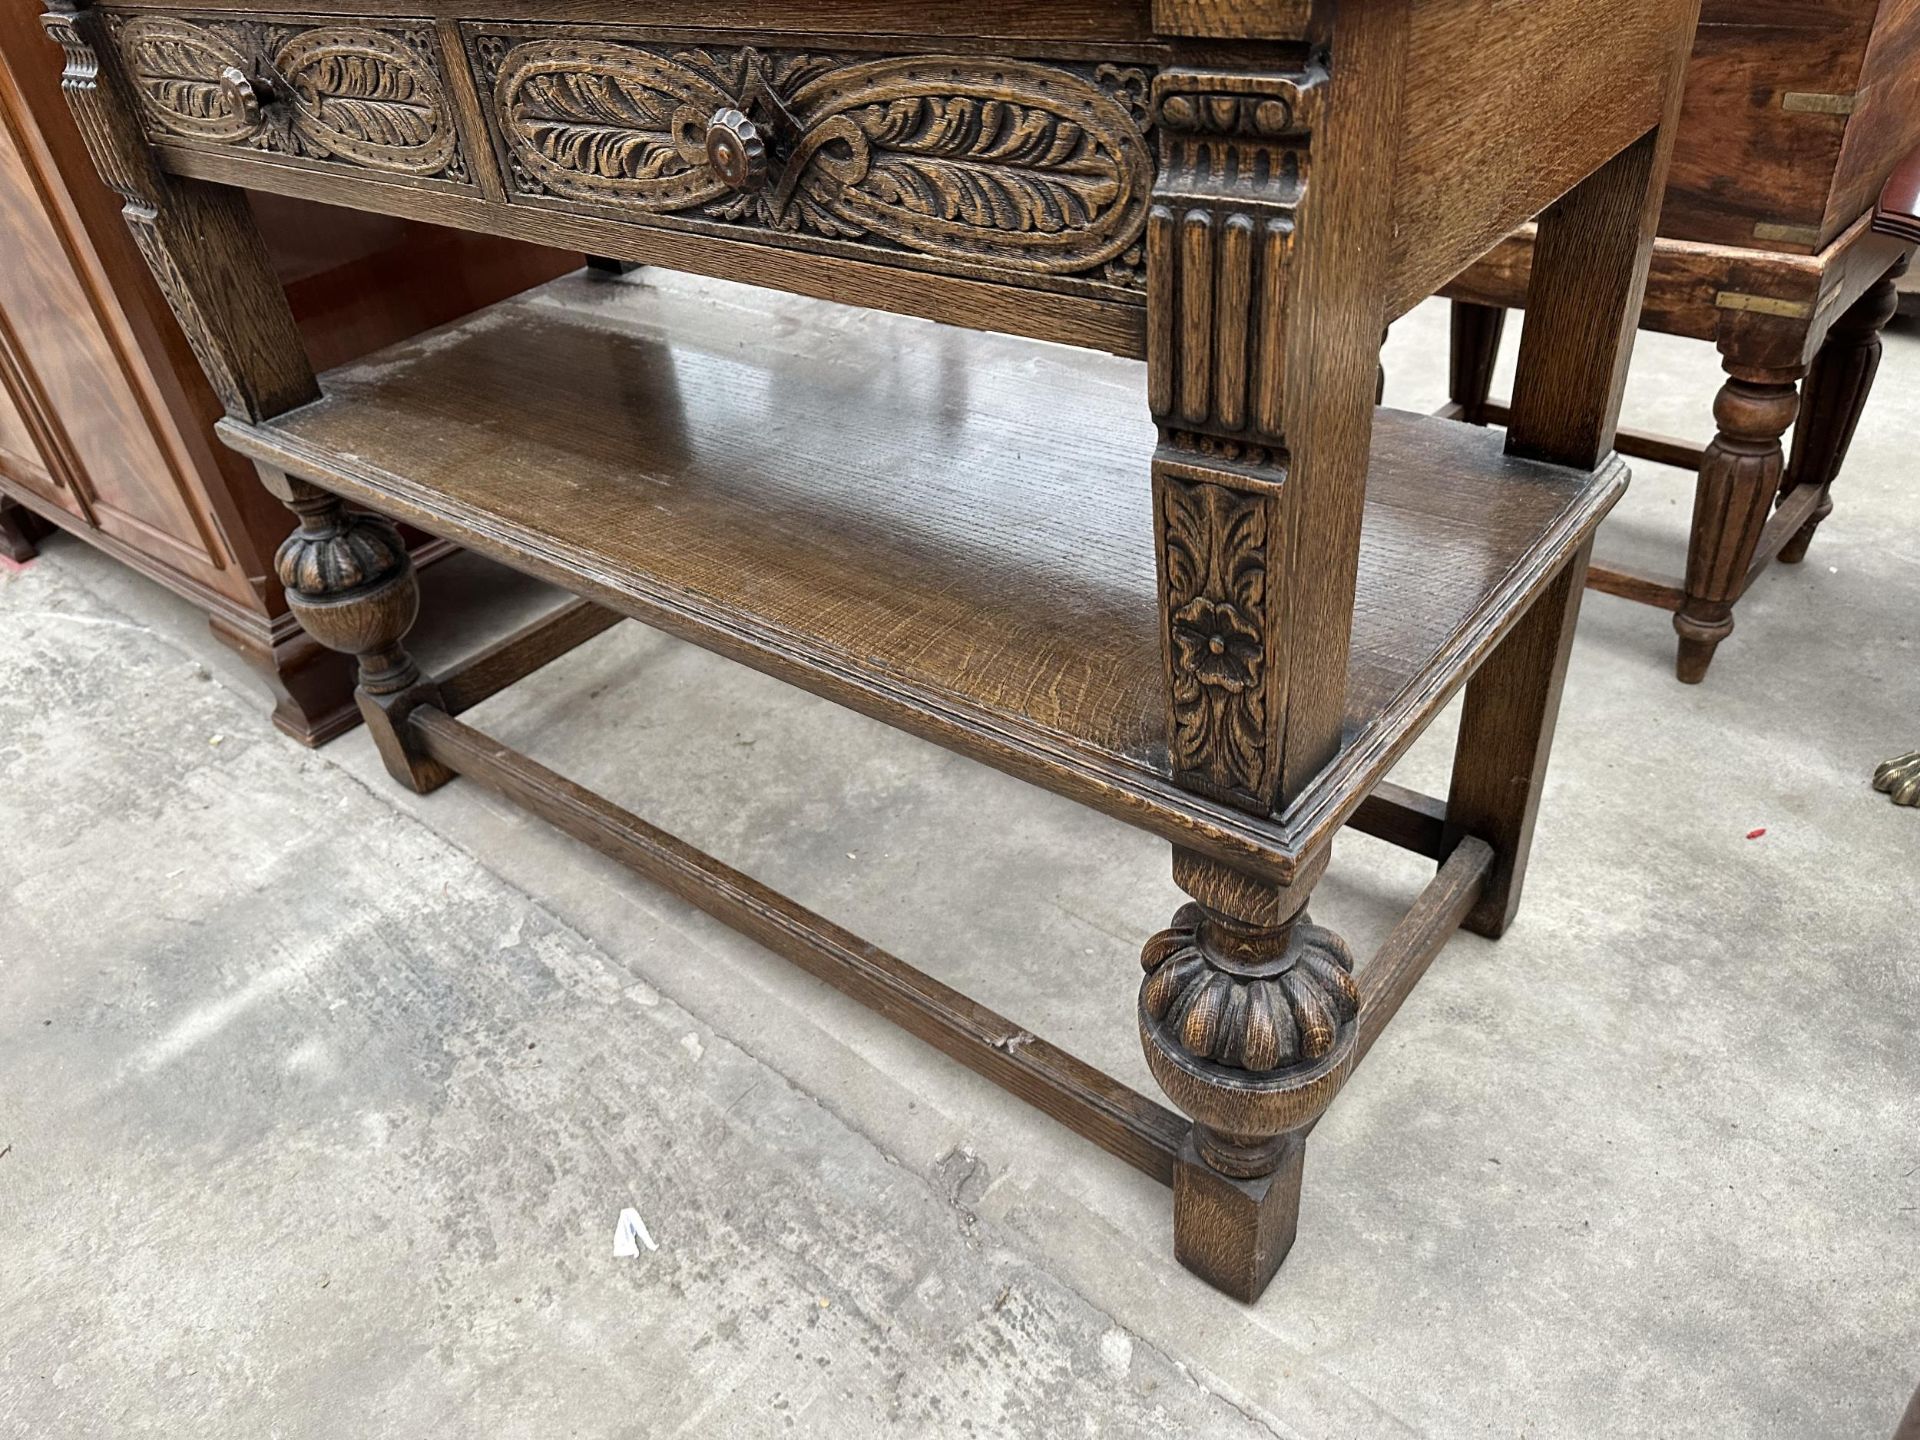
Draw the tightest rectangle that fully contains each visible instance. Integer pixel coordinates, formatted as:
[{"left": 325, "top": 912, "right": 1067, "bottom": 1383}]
[
  {"left": 269, "top": 477, "right": 450, "bottom": 791},
  {"left": 275, "top": 487, "right": 420, "bottom": 689},
  {"left": 1673, "top": 371, "right": 1800, "bottom": 684},
  {"left": 1779, "top": 261, "right": 1905, "bottom": 565},
  {"left": 1875, "top": 753, "right": 1920, "bottom": 807},
  {"left": 1139, "top": 897, "right": 1358, "bottom": 1297}
]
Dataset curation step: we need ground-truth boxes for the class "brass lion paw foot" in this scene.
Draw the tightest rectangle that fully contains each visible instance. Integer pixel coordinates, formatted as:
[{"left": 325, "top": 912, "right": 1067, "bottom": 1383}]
[{"left": 1874, "top": 752, "right": 1920, "bottom": 807}]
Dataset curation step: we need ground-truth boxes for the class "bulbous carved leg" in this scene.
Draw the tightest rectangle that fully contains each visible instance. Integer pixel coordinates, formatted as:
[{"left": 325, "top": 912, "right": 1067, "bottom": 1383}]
[
  {"left": 267, "top": 471, "right": 450, "bottom": 792},
  {"left": 1140, "top": 891, "right": 1359, "bottom": 1300},
  {"left": 1779, "top": 261, "right": 1905, "bottom": 565},
  {"left": 1674, "top": 369, "right": 1801, "bottom": 684},
  {"left": 1875, "top": 753, "right": 1920, "bottom": 807},
  {"left": 1448, "top": 301, "right": 1507, "bottom": 427}
]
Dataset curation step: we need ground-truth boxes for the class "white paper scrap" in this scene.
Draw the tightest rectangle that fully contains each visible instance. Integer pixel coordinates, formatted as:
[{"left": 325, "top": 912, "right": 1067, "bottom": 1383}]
[{"left": 614, "top": 1207, "right": 658, "bottom": 1257}]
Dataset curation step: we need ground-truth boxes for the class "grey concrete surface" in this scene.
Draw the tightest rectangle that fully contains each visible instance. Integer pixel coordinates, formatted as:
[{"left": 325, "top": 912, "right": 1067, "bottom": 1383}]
[{"left": 1, "top": 293, "right": 1916, "bottom": 1439}]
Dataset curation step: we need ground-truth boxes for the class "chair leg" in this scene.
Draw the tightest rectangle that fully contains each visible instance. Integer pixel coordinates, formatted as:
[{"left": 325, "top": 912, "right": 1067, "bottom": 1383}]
[
  {"left": 1673, "top": 365, "right": 1801, "bottom": 684},
  {"left": 1445, "top": 541, "right": 1591, "bottom": 938},
  {"left": 1448, "top": 301, "right": 1507, "bottom": 426},
  {"left": 1778, "top": 261, "right": 1905, "bottom": 565}
]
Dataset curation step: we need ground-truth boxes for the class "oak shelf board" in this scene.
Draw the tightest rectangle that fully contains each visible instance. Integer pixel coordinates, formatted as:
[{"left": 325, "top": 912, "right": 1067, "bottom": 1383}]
[{"left": 220, "top": 268, "right": 1625, "bottom": 876}]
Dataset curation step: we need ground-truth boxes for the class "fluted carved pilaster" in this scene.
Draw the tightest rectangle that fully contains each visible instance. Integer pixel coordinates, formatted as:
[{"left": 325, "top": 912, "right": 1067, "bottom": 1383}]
[{"left": 1148, "top": 64, "right": 1320, "bottom": 817}]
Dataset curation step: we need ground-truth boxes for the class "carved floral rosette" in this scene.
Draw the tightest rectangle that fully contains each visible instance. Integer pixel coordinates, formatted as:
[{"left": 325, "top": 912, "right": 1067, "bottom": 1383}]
[
  {"left": 108, "top": 12, "right": 465, "bottom": 181},
  {"left": 1159, "top": 471, "right": 1280, "bottom": 811},
  {"left": 472, "top": 34, "right": 1156, "bottom": 288}
]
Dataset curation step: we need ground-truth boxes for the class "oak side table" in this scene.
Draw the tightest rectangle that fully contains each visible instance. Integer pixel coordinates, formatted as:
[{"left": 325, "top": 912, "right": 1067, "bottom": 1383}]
[
  {"left": 1443, "top": 0, "right": 1920, "bottom": 683},
  {"left": 40, "top": 0, "right": 1698, "bottom": 1300}
]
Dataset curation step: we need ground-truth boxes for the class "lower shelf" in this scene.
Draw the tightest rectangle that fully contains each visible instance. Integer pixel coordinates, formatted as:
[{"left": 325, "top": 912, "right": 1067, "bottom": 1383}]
[{"left": 221, "top": 267, "right": 1625, "bottom": 878}]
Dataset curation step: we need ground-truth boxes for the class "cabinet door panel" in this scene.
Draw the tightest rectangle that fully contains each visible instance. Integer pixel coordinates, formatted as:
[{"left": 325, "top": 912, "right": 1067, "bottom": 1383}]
[
  {"left": 0, "top": 340, "right": 71, "bottom": 511},
  {"left": 0, "top": 47, "right": 236, "bottom": 584}
]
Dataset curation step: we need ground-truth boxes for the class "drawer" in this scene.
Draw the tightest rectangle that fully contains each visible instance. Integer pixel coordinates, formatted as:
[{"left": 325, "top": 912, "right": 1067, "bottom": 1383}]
[
  {"left": 461, "top": 24, "right": 1164, "bottom": 301},
  {"left": 101, "top": 9, "right": 474, "bottom": 188}
]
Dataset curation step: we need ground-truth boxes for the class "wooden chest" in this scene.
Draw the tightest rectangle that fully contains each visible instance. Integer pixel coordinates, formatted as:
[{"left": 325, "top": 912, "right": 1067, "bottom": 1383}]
[{"left": 1664, "top": 0, "right": 1920, "bottom": 253}]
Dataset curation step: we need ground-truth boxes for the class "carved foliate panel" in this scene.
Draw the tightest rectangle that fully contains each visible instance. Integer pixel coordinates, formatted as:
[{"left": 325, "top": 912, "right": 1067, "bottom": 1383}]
[
  {"left": 1157, "top": 459, "right": 1286, "bottom": 812},
  {"left": 467, "top": 29, "right": 1157, "bottom": 294},
  {"left": 102, "top": 10, "right": 469, "bottom": 183}
]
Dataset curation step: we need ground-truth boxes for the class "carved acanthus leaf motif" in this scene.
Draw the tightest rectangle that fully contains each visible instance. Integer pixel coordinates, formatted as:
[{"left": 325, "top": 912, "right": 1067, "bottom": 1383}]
[
  {"left": 110, "top": 14, "right": 463, "bottom": 181},
  {"left": 483, "top": 38, "right": 1153, "bottom": 283},
  {"left": 1161, "top": 476, "right": 1274, "bottom": 811},
  {"left": 496, "top": 41, "right": 731, "bottom": 207},
  {"left": 275, "top": 28, "right": 455, "bottom": 173},
  {"left": 117, "top": 18, "right": 256, "bottom": 140}
]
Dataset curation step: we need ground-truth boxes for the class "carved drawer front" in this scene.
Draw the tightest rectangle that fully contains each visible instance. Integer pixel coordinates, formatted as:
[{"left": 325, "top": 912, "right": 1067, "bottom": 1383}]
[
  {"left": 464, "top": 26, "right": 1160, "bottom": 299},
  {"left": 103, "top": 10, "right": 472, "bottom": 187}
]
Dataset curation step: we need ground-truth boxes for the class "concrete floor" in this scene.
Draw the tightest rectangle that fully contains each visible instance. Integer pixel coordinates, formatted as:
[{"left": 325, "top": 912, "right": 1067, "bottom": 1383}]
[{"left": 1, "top": 292, "right": 1916, "bottom": 1439}]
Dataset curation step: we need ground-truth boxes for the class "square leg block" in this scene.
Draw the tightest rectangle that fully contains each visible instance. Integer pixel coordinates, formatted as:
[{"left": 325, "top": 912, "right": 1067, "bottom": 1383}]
[{"left": 1172, "top": 1134, "right": 1307, "bottom": 1303}]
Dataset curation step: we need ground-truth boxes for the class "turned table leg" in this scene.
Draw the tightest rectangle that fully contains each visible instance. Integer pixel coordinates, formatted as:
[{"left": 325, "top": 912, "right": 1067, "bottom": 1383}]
[
  {"left": 1140, "top": 853, "right": 1356, "bottom": 1300},
  {"left": 262, "top": 469, "right": 451, "bottom": 793},
  {"left": 34, "top": 1, "right": 457, "bottom": 769},
  {"left": 1673, "top": 366, "right": 1801, "bottom": 683},
  {"left": 1448, "top": 301, "right": 1508, "bottom": 427},
  {"left": 1778, "top": 260, "right": 1905, "bottom": 565},
  {"left": 1875, "top": 753, "right": 1920, "bottom": 806},
  {"left": 1137, "top": 10, "right": 1408, "bottom": 1293}
]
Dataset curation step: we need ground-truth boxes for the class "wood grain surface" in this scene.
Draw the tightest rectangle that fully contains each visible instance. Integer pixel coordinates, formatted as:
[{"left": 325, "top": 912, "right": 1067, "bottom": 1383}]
[{"left": 220, "top": 269, "right": 1622, "bottom": 872}]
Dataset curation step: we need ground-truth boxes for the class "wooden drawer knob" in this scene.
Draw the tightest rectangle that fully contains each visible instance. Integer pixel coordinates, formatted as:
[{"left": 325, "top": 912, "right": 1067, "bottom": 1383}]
[
  {"left": 704, "top": 107, "right": 767, "bottom": 193},
  {"left": 218, "top": 65, "right": 263, "bottom": 126}
]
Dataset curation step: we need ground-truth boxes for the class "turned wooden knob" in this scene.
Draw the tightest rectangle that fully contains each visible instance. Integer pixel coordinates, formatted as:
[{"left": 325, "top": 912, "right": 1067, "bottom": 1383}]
[
  {"left": 218, "top": 65, "right": 262, "bottom": 126},
  {"left": 704, "top": 107, "right": 767, "bottom": 192}
]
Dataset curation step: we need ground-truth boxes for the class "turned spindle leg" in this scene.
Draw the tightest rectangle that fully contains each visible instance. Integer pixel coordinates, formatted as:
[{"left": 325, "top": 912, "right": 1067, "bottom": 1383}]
[
  {"left": 1778, "top": 261, "right": 1905, "bottom": 565},
  {"left": 1875, "top": 753, "right": 1920, "bottom": 807},
  {"left": 1139, "top": 854, "right": 1357, "bottom": 1300},
  {"left": 263, "top": 470, "right": 450, "bottom": 792},
  {"left": 1448, "top": 301, "right": 1508, "bottom": 427},
  {"left": 1673, "top": 368, "right": 1801, "bottom": 684}
]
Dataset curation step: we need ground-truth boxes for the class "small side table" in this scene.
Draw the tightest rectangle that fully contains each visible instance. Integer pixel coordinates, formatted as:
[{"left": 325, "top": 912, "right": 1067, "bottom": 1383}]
[{"left": 1443, "top": 2, "right": 1920, "bottom": 683}]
